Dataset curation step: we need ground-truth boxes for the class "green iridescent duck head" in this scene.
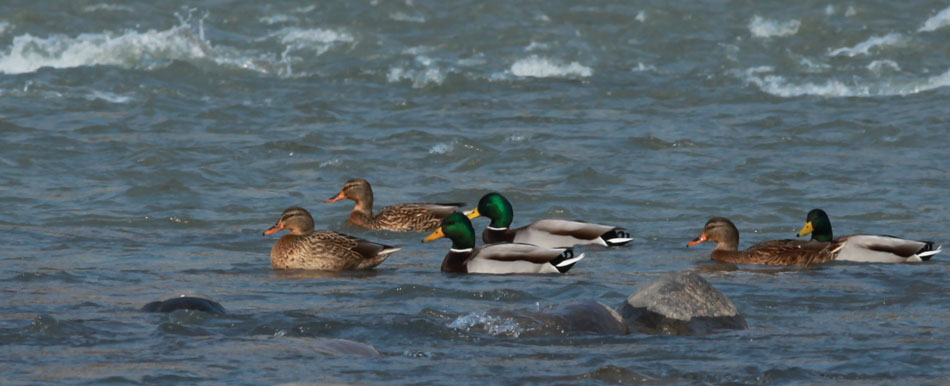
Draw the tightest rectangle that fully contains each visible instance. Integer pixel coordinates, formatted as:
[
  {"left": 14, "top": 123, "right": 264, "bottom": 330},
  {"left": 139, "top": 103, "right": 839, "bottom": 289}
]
[
  {"left": 464, "top": 192, "right": 514, "bottom": 228},
  {"left": 797, "top": 208, "right": 833, "bottom": 242},
  {"left": 422, "top": 212, "right": 477, "bottom": 250}
]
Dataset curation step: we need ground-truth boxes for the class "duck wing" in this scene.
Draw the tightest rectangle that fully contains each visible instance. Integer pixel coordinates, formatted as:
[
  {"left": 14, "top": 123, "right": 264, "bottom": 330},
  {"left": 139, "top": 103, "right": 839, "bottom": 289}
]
[
  {"left": 832, "top": 235, "right": 941, "bottom": 263},
  {"left": 465, "top": 243, "right": 584, "bottom": 274},
  {"left": 373, "top": 203, "right": 465, "bottom": 231},
  {"left": 730, "top": 239, "right": 835, "bottom": 266},
  {"left": 513, "top": 219, "right": 632, "bottom": 248}
]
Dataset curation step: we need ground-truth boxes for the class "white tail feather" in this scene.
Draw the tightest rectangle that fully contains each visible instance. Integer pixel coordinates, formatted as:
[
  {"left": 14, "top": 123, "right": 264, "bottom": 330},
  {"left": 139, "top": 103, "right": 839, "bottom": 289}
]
[
  {"left": 606, "top": 237, "right": 634, "bottom": 244},
  {"left": 380, "top": 247, "right": 402, "bottom": 255},
  {"left": 556, "top": 252, "right": 585, "bottom": 267},
  {"left": 919, "top": 245, "right": 942, "bottom": 258}
]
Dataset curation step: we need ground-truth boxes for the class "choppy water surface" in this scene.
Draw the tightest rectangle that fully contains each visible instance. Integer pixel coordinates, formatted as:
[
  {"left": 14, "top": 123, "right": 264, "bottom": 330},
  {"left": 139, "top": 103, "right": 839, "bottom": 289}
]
[{"left": 2, "top": 1, "right": 949, "bottom": 384}]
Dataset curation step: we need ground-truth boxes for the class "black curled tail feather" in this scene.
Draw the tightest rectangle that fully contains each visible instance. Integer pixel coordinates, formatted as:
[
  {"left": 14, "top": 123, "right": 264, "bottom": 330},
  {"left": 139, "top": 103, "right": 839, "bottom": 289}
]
[
  {"left": 601, "top": 228, "right": 633, "bottom": 247},
  {"left": 919, "top": 241, "right": 938, "bottom": 261},
  {"left": 549, "top": 248, "right": 578, "bottom": 273}
]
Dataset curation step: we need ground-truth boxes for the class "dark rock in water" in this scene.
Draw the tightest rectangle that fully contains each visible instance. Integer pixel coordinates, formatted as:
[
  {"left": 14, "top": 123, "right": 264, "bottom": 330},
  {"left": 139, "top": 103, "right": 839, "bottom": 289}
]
[
  {"left": 142, "top": 296, "right": 227, "bottom": 315},
  {"left": 616, "top": 271, "right": 746, "bottom": 335},
  {"left": 537, "top": 301, "right": 629, "bottom": 335}
]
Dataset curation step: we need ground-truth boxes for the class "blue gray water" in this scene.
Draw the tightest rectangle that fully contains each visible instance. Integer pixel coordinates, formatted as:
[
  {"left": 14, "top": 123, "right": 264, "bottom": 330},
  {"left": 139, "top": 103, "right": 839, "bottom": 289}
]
[{"left": 1, "top": 1, "right": 949, "bottom": 384}]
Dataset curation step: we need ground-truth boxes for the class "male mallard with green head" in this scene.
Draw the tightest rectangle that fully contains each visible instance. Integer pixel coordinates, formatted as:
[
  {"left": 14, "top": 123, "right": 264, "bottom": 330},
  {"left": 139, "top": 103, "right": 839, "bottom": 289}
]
[
  {"left": 326, "top": 178, "right": 463, "bottom": 232},
  {"left": 797, "top": 208, "right": 941, "bottom": 263},
  {"left": 464, "top": 192, "right": 632, "bottom": 248},
  {"left": 422, "top": 213, "right": 584, "bottom": 274}
]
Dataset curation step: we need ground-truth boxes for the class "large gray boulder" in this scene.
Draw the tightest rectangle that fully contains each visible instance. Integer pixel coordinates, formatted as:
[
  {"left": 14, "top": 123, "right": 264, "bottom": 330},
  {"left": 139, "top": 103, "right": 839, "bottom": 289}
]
[{"left": 616, "top": 271, "right": 747, "bottom": 335}]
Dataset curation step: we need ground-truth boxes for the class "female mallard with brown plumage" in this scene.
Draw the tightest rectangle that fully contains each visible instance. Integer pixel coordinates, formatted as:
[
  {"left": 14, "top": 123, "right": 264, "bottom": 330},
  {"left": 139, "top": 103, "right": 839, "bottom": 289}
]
[
  {"left": 796, "top": 208, "right": 941, "bottom": 263},
  {"left": 687, "top": 217, "right": 836, "bottom": 266},
  {"left": 264, "top": 206, "right": 401, "bottom": 270},
  {"left": 422, "top": 213, "right": 585, "bottom": 274},
  {"left": 325, "top": 178, "right": 464, "bottom": 232},
  {"left": 464, "top": 192, "right": 632, "bottom": 248}
]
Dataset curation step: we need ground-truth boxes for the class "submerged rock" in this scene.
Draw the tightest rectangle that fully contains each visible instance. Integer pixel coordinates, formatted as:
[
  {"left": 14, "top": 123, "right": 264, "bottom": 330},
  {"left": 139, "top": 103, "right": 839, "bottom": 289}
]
[
  {"left": 142, "top": 295, "right": 227, "bottom": 315},
  {"left": 616, "top": 271, "right": 747, "bottom": 335},
  {"left": 537, "top": 301, "right": 629, "bottom": 335}
]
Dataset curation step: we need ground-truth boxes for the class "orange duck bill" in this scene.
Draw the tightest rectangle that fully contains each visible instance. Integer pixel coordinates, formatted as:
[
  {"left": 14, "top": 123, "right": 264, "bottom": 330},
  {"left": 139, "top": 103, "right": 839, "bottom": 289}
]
[
  {"left": 325, "top": 191, "right": 346, "bottom": 203},
  {"left": 263, "top": 224, "right": 284, "bottom": 236},
  {"left": 687, "top": 232, "right": 707, "bottom": 247}
]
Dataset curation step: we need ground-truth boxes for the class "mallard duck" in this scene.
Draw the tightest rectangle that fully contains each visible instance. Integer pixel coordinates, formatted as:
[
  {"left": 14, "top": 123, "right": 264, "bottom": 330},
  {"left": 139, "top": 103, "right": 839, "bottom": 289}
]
[
  {"left": 687, "top": 217, "right": 836, "bottom": 266},
  {"left": 264, "top": 206, "right": 401, "bottom": 270},
  {"left": 796, "top": 208, "right": 941, "bottom": 263},
  {"left": 421, "top": 213, "right": 585, "bottom": 274},
  {"left": 325, "top": 178, "right": 464, "bottom": 232},
  {"left": 464, "top": 192, "right": 632, "bottom": 248}
]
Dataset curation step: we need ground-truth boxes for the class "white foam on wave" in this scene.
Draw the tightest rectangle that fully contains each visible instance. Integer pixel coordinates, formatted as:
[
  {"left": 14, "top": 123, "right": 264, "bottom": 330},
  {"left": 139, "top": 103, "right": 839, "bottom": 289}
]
[
  {"left": 748, "top": 15, "right": 801, "bottom": 38},
  {"left": 86, "top": 90, "right": 133, "bottom": 103},
  {"left": 867, "top": 60, "right": 901, "bottom": 74},
  {"left": 390, "top": 12, "right": 426, "bottom": 23},
  {"left": 919, "top": 6, "right": 950, "bottom": 32},
  {"left": 259, "top": 14, "right": 297, "bottom": 25},
  {"left": 429, "top": 141, "right": 455, "bottom": 154},
  {"left": 740, "top": 67, "right": 950, "bottom": 97},
  {"left": 82, "top": 4, "right": 135, "bottom": 13},
  {"left": 448, "top": 312, "right": 525, "bottom": 338},
  {"left": 635, "top": 11, "right": 646, "bottom": 22},
  {"left": 509, "top": 55, "right": 592, "bottom": 78},
  {"left": 0, "top": 11, "right": 305, "bottom": 77},
  {"left": 0, "top": 21, "right": 211, "bottom": 75},
  {"left": 845, "top": 6, "right": 857, "bottom": 17},
  {"left": 632, "top": 62, "right": 656, "bottom": 72},
  {"left": 828, "top": 33, "right": 903, "bottom": 57},
  {"left": 387, "top": 54, "right": 449, "bottom": 88},
  {"left": 0, "top": 21, "right": 9, "bottom": 36},
  {"left": 273, "top": 27, "right": 354, "bottom": 55}
]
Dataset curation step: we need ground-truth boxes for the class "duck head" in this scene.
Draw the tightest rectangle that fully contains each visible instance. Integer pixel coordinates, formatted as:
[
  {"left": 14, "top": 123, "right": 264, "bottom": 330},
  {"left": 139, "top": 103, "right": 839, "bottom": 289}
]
[
  {"left": 464, "top": 192, "right": 514, "bottom": 228},
  {"left": 687, "top": 217, "right": 739, "bottom": 251},
  {"left": 325, "top": 178, "right": 373, "bottom": 208},
  {"left": 264, "top": 206, "right": 315, "bottom": 236},
  {"left": 797, "top": 208, "right": 833, "bottom": 242},
  {"left": 422, "top": 212, "right": 477, "bottom": 250}
]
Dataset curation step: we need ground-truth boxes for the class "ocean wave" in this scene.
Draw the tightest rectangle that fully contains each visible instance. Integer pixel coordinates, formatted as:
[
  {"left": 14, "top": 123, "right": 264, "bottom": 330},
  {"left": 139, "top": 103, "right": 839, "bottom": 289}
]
[
  {"left": 509, "top": 55, "right": 592, "bottom": 78},
  {"left": 82, "top": 4, "right": 135, "bottom": 13},
  {"left": 748, "top": 15, "right": 801, "bottom": 38},
  {"left": 866, "top": 60, "right": 901, "bottom": 74},
  {"left": 449, "top": 311, "right": 526, "bottom": 338},
  {"left": 828, "top": 33, "right": 903, "bottom": 57},
  {"left": 0, "top": 12, "right": 300, "bottom": 77},
  {"left": 0, "top": 21, "right": 9, "bottom": 36},
  {"left": 272, "top": 27, "right": 354, "bottom": 55},
  {"left": 387, "top": 55, "right": 449, "bottom": 88},
  {"left": 919, "top": 6, "right": 950, "bottom": 32},
  {"left": 740, "top": 67, "right": 950, "bottom": 97}
]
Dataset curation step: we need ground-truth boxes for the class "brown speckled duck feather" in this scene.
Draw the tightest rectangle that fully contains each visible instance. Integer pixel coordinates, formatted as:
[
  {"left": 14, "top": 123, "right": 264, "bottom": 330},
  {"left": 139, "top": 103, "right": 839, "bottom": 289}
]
[
  {"left": 688, "top": 217, "right": 838, "bottom": 267},
  {"left": 326, "top": 178, "right": 462, "bottom": 232},
  {"left": 264, "top": 206, "right": 400, "bottom": 271}
]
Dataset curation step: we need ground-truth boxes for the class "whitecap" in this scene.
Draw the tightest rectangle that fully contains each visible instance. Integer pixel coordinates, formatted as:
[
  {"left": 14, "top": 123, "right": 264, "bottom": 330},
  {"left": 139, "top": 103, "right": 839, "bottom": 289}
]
[
  {"left": 276, "top": 27, "right": 354, "bottom": 46},
  {"left": 635, "top": 11, "right": 646, "bottom": 22},
  {"left": 748, "top": 15, "right": 801, "bottom": 38},
  {"left": 85, "top": 90, "right": 132, "bottom": 103},
  {"left": 867, "top": 60, "right": 901, "bottom": 74},
  {"left": 428, "top": 141, "right": 455, "bottom": 154},
  {"left": 525, "top": 41, "right": 549, "bottom": 52},
  {"left": 740, "top": 67, "right": 950, "bottom": 97},
  {"left": 390, "top": 12, "right": 425, "bottom": 23},
  {"left": 82, "top": 4, "right": 135, "bottom": 13},
  {"left": 825, "top": 5, "right": 835, "bottom": 16},
  {"left": 632, "top": 62, "right": 656, "bottom": 72},
  {"left": 448, "top": 312, "right": 525, "bottom": 338},
  {"left": 0, "top": 13, "right": 212, "bottom": 75},
  {"left": 919, "top": 6, "right": 950, "bottom": 32},
  {"left": 509, "top": 55, "right": 592, "bottom": 78},
  {"left": 259, "top": 14, "right": 297, "bottom": 25},
  {"left": 0, "top": 21, "right": 9, "bottom": 36},
  {"left": 845, "top": 6, "right": 857, "bottom": 17},
  {"left": 387, "top": 65, "right": 446, "bottom": 88},
  {"left": 828, "top": 33, "right": 902, "bottom": 57}
]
